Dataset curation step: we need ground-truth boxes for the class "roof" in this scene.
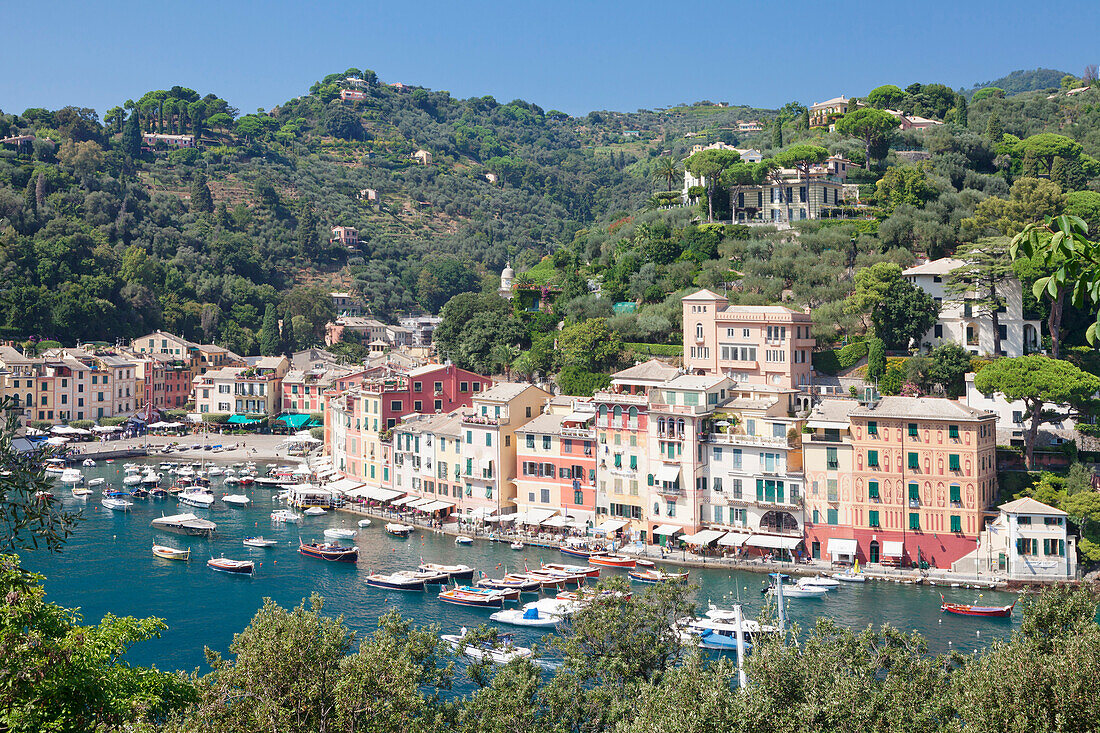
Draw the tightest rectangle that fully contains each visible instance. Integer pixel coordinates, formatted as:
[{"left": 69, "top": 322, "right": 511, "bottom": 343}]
[
  {"left": 612, "top": 359, "right": 680, "bottom": 383},
  {"left": 903, "top": 258, "right": 965, "bottom": 276},
  {"left": 681, "top": 288, "right": 726, "bottom": 301},
  {"left": 999, "top": 497, "right": 1067, "bottom": 516},
  {"left": 808, "top": 399, "right": 860, "bottom": 425},
  {"left": 721, "top": 304, "right": 805, "bottom": 316},
  {"left": 517, "top": 413, "right": 566, "bottom": 435},
  {"left": 0, "top": 346, "right": 32, "bottom": 364},
  {"left": 663, "top": 374, "right": 728, "bottom": 391},
  {"left": 850, "top": 396, "right": 994, "bottom": 422},
  {"left": 477, "top": 381, "right": 541, "bottom": 402},
  {"left": 395, "top": 411, "right": 463, "bottom": 437},
  {"left": 811, "top": 95, "right": 850, "bottom": 108}
]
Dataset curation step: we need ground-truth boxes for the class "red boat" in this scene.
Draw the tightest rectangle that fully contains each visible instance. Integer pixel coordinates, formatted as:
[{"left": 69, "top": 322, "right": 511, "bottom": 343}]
[
  {"left": 588, "top": 554, "right": 636, "bottom": 569},
  {"left": 207, "top": 557, "right": 255, "bottom": 575},
  {"left": 541, "top": 562, "right": 600, "bottom": 579},
  {"left": 940, "top": 594, "right": 1015, "bottom": 618},
  {"left": 299, "top": 541, "right": 359, "bottom": 563}
]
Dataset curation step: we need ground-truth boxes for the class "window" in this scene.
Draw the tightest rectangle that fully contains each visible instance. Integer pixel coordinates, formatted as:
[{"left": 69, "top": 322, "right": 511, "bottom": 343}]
[
  {"left": 526, "top": 434, "right": 535, "bottom": 449},
  {"left": 827, "top": 508, "right": 838, "bottom": 525},
  {"left": 950, "top": 515, "right": 962, "bottom": 533},
  {"left": 950, "top": 484, "right": 961, "bottom": 503},
  {"left": 390, "top": 400, "right": 402, "bottom": 412},
  {"left": 867, "top": 421, "right": 877, "bottom": 435},
  {"left": 542, "top": 435, "right": 551, "bottom": 450},
  {"left": 908, "top": 453, "right": 919, "bottom": 471},
  {"left": 909, "top": 513, "right": 920, "bottom": 530},
  {"left": 812, "top": 509, "right": 820, "bottom": 524},
  {"left": 934, "top": 324, "right": 943, "bottom": 338},
  {"left": 826, "top": 447, "right": 838, "bottom": 471},
  {"left": 414, "top": 401, "right": 422, "bottom": 412},
  {"left": 434, "top": 381, "right": 443, "bottom": 393},
  {"left": 908, "top": 423, "right": 918, "bottom": 439},
  {"left": 949, "top": 425, "right": 959, "bottom": 440},
  {"left": 413, "top": 381, "right": 422, "bottom": 392},
  {"left": 695, "top": 323, "right": 704, "bottom": 340},
  {"left": 869, "top": 510, "right": 880, "bottom": 527},
  {"left": 466, "top": 431, "right": 472, "bottom": 444},
  {"left": 460, "top": 382, "right": 469, "bottom": 393},
  {"left": 908, "top": 482, "right": 920, "bottom": 502},
  {"left": 949, "top": 454, "right": 960, "bottom": 472},
  {"left": 574, "top": 490, "right": 583, "bottom": 505},
  {"left": 827, "top": 479, "right": 838, "bottom": 502},
  {"left": 867, "top": 450, "right": 879, "bottom": 468},
  {"left": 868, "top": 480, "right": 879, "bottom": 499},
  {"left": 731, "top": 448, "right": 742, "bottom": 469},
  {"left": 485, "top": 433, "right": 492, "bottom": 447}
]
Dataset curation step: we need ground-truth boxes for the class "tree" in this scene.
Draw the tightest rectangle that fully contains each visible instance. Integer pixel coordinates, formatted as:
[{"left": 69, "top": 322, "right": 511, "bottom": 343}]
[
  {"left": 774, "top": 144, "right": 829, "bottom": 219},
  {"left": 323, "top": 102, "right": 363, "bottom": 140},
  {"left": 653, "top": 156, "right": 681, "bottom": 193},
  {"left": 685, "top": 149, "right": 740, "bottom": 222},
  {"left": 57, "top": 140, "right": 103, "bottom": 190},
  {"left": 947, "top": 237, "right": 1014, "bottom": 356},
  {"left": 557, "top": 366, "right": 612, "bottom": 396},
  {"left": 120, "top": 110, "right": 142, "bottom": 160},
  {"left": 928, "top": 342, "right": 971, "bottom": 398},
  {"left": 259, "top": 303, "right": 280, "bottom": 355},
  {"left": 866, "top": 337, "right": 886, "bottom": 380},
  {"left": 866, "top": 84, "right": 908, "bottom": 109},
  {"left": 835, "top": 108, "right": 900, "bottom": 169},
  {"left": 846, "top": 262, "right": 937, "bottom": 347},
  {"left": 190, "top": 171, "right": 214, "bottom": 214},
  {"left": 974, "top": 356, "right": 1100, "bottom": 468},
  {"left": 771, "top": 120, "right": 782, "bottom": 149},
  {"left": 720, "top": 162, "right": 768, "bottom": 223},
  {"left": 875, "top": 166, "right": 938, "bottom": 212},
  {"left": 984, "top": 110, "right": 1003, "bottom": 143},
  {"left": 281, "top": 309, "right": 296, "bottom": 355},
  {"left": 556, "top": 319, "right": 623, "bottom": 373},
  {"left": 296, "top": 200, "right": 318, "bottom": 259},
  {"left": 1016, "top": 133, "right": 1083, "bottom": 176}
]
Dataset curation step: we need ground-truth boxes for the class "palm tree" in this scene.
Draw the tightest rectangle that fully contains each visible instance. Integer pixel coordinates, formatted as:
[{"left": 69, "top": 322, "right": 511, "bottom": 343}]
[{"left": 653, "top": 156, "right": 681, "bottom": 193}]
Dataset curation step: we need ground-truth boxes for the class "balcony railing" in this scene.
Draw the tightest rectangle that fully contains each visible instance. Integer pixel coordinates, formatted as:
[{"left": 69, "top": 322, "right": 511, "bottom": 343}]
[
  {"left": 655, "top": 485, "right": 682, "bottom": 497},
  {"left": 593, "top": 391, "right": 649, "bottom": 405},
  {"left": 808, "top": 433, "right": 842, "bottom": 443},
  {"left": 560, "top": 426, "right": 595, "bottom": 439},
  {"left": 462, "top": 414, "right": 508, "bottom": 426},
  {"left": 705, "top": 432, "right": 788, "bottom": 448},
  {"left": 649, "top": 403, "right": 711, "bottom": 416}
]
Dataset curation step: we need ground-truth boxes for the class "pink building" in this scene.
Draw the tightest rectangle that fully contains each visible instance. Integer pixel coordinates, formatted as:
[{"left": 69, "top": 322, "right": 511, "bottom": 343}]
[
  {"left": 135, "top": 354, "right": 191, "bottom": 410},
  {"left": 340, "top": 89, "right": 367, "bottom": 101},
  {"left": 682, "top": 289, "right": 814, "bottom": 398},
  {"left": 515, "top": 406, "right": 599, "bottom": 525}
]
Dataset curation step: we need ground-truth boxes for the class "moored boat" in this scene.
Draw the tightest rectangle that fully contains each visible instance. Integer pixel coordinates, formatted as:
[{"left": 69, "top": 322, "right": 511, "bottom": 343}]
[
  {"left": 588, "top": 554, "right": 636, "bottom": 569},
  {"left": 72, "top": 487, "right": 93, "bottom": 498},
  {"left": 438, "top": 586, "right": 507, "bottom": 608},
  {"left": 477, "top": 574, "right": 542, "bottom": 594},
  {"left": 490, "top": 598, "right": 578, "bottom": 627},
  {"left": 542, "top": 562, "right": 600, "bottom": 579},
  {"left": 271, "top": 509, "right": 303, "bottom": 523},
  {"left": 299, "top": 540, "right": 359, "bottom": 562},
  {"left": 418, "top": 562, "right": 475, "bottom": 581},
  {"left": 629, "top": 569, "right": 688, "bottom": 584},
  {"left": 510, "top": 542, "right": 524, "bottom": 550},
  {"left": 365, "top": 571, "right": 427, "bottom": 591},
  {"left": 82, "top": 458, "right": 96, "bottom": 467},
  {"left": 455, "top": 536, "right": 474, "bottom": 545},
  {"left": 442, "top": 629, "right": 533, "bottom": 663},
  {"left": 799, "top": 576, "right": 840, "bottom": 589},
  {"left": 243, "top": 536, "right": 278, "bottom": 548},
  {"left": 940, "top": 594, "right": 1015, "bottom": 618},
  {"left": 324, "top": 528, "right": 357, "bottom": 540},
  {"left": 515, "top": 571, "right": 568, "bottom": 590},
  {"left": 765, "top": 582, "right": 828, "bottom": 598},
  {"left": 357, "top": 518, "right": 372, "bottom": 528},
  {"left": 559, "top": 543, "right": 607, "bottom": 560},
  {"left": 151, "top": 513, "right": 216, "bottom": 536},
  {"left": 207, "top": 557, "right": 254, "bottom": 575},
  {"left": 102, "top": 497, "right": 133, "bottom": 512},
  {"left": 152, "top": 545, "right": 190, "bottom": 561},
  {"left": 304, "top": 506, "right": 327, "bottom": 516},
  {"left": 385, "top": 523, "right": 414, "bottom": 538},
  {"left": 88, "top": 478, "right": 105, "bottom": 486},
  {"left": 222, "top": 494, "right": 251, "bottom": 506}
]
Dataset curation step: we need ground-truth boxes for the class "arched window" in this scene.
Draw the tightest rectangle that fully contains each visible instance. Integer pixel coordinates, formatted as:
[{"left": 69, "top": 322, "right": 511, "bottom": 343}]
[
  {"left": 677, "top": 418, "right": 685, "bottom": 436},
  {"left": 658, "top": 417, "right": 666, "bottom": 435},
  {"left": 628, "top": 406, "right": 638, "bottom": 429},
  {"left": 695, "top": 323, "right": 704, "bottom": 340}
]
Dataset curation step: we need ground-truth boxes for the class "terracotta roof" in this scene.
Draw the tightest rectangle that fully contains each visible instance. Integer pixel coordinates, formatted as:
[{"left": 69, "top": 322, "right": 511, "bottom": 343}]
[
  {"left": 851, "top": 396, "right": 994, "bottom": 421},
  {"left": 903, "top": 258, "right": 965, "bottom": 276},
  {"left": 612, "top": 359, "right": 679, "bottom": 383}
]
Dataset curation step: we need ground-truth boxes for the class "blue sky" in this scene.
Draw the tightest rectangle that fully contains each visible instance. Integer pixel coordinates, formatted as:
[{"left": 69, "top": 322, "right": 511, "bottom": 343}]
[{"left": 2, "top": 0, "right": 1097, "bottom": 117}]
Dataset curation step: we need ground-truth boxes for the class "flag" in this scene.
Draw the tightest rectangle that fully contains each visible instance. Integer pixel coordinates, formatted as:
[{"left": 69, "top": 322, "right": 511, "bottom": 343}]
[{"left": 524, "top": 561, "right": 529, "bottom": 572}]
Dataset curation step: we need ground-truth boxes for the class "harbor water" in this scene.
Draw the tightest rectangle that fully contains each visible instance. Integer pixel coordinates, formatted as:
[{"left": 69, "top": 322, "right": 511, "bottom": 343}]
[{"left": 22, "top": 460, "right": 1021, "bottom": 673}]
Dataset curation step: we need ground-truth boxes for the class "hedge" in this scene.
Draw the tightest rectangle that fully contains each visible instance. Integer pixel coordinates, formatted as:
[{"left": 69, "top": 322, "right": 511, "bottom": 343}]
[
  {"left": 202, "top": 413, "right": 231, "bottom": 424},
  {"left": 99, "top": 417, "right": 127, "bottom": 427},
  {"left": 812, "top": 341, "right": 868, "bottom": 375},
  {"left": 625, "top": 343, "right": 683, "bottom": 357}
]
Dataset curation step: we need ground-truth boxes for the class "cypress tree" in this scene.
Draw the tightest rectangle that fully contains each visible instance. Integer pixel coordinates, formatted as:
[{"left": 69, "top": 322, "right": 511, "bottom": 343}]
[
  {"left": 190, "top": 172, "right": 214, "bottom": 214},
  {"left": 22, "top": 178, "right": 36, "bottom": 222},
  {"left": 1050, "top": 156, "right": 1085, "bottom": 191},
  {"left": 984, "top": 111, "right": 1003, "bottom": 143},
  {"left": 297, "top": 201, "right": 318, "bottom": 258},
  {"left": 954, "top": 94, "right": 968, "bottom": 127},
  {"left": 121, "top": 112, "right": 142, "bottom": 160},
  {"left": 772, "top": 121, "right": 783, "bottom": 149},
  {"left": 1020, "top": 150, "right": 1041, "bottom": 178},
  {"left": 281, "top": 310, "right": 296, "bottom": 355},
  {"left": 259, "top": 304, "right": 280, "bottom": 355}
]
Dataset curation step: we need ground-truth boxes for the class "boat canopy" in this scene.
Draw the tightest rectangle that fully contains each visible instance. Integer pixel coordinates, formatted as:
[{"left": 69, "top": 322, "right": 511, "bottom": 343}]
[
  {"left": 718, "top": 531, "right": 751, "bottom": 547},
  {"left": 828, "top": 538, "right": 858, "bottom": 558},
  {"left": 745, "top": 534, "right": 801, "bottom": 550},
  {"left": 593, "top": 519, "right": 628, "bottom": 534},
  {"left": 681, "top": 529, "right": 726, "bottom": 545},
  {"left": 882, "top": 541, "right": 904, "bottom": 557},
  {"left": 651, "top": 524, "right": 683, "bottom": 537}
]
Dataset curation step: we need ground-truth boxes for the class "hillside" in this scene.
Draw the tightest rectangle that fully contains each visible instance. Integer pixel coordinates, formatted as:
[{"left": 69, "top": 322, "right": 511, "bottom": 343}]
[{"left": 969, "top": 67, "right": 1071, "bottom": 96}]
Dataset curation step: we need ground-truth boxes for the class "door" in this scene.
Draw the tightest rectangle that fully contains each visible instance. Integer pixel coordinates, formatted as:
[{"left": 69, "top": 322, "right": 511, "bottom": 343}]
[
  {"left": 869, "top": 541, "right": 880, "bottom": 564},
  {"left": 811, "top": 541, "right": 820, "bottom": 560}
]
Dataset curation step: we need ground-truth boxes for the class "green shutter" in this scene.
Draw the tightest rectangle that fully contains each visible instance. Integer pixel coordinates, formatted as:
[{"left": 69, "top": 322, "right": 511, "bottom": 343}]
[
  {"left": 908, "top": 452, "right": 919, "bottom": 470},
  {"left": 909, "top": 513, "right": 920, "bottom": 530},
  {"left": 949, "top": 425, "right": 959, "bottom": 440},
  {"left": 827, "top": 508, "right": 838, "bottom": 525},
  {"left": 868, "top": 420, "right": 877, "bottom": 434},
  {"left": 908, "top": 483, "right": 919, "bottom": 501},
  {"left": 868, "top": 449, "right": 878, "bottom": 467},
  {"left": 868, "top": 480, "right": 879, "bottom": 499},
  {"left": 647, "top": 473, "right": 654, "bottom": 486},
  {"left": 756, "top": 479, "right": 764, "bottom": 502},
  {"left": 908, "top": 423, "right": 918, "bottom": 438},
  {"left": 949, "top": 454, "right": 960, "bottom": 471},
  {"left": 812, "top": 509, "right": 819, "bottom": 523},
  {"left": 869, "top": 510, "right": 879, "bottom": 527},
  {"left": 950, "top": 515, "right": 961, "bottom": 533},
  {"left": 950, "top": 484, "right": 961, "bottom": 503}
]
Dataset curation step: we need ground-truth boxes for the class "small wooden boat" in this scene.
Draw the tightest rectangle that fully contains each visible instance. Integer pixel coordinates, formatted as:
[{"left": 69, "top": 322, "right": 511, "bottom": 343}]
[
  {"left": 588, "top": 554, "right": 636, "bottom": 569},
  {"left": 385, "top": 523, "right": 414, "bottom": 538},
  {"left": 152, "top": 545, "right": 190, "bottom": 561},
  {"left": 243, "top": 536, "right": 278, "bottom": 548},
  {"left": 438, "top": 587, "right": 507, "bottom": 608},
  {"left": 72, "top": 487, "right": 93, "bottom": 499},
  {"left": 299, "top": 541, "right": 359, "bottom": 562},
  {"left": 559, "top": 545, "right": 607, "bottom": 559},
  {"left": 517, "top": 571, "right": 568, "bottom": 590},
  {"left": 150, "top": 487, "right": 169, "bottom": 498},
  {"left": 102, "top": 497, "right": 133, "bottom": 512},
  {"left": 129, "top": 487, "right": 150, "bottom": 499},
  {"left": 542, "top": 562, "right": 600, "bottom": 579},
  {"left": 629, "top": 569, "right": 688, "bottom": 584},
  {"left": 455, "top": 536, "right": 473, "bottom": 545},
  {"left": 207, "top": 557, "right": 254, "bottom": 575},
  {"left": 357, "top": 518, "right": 372, "bottom": 528},
  {"left": 477, "top": 575, "right": 542, "bottom": 594},
  {"left": 418, "top": 562, "right": 475, "bottom": 581},
  {"left": 365, "top": 571, "right": 426, "bottom": 591},
  {"left": 940, "top": 594, "right": 1015, "bottom": 618},
  {"left": 324, "top": 528, "right": 357, "bottom": 540}
]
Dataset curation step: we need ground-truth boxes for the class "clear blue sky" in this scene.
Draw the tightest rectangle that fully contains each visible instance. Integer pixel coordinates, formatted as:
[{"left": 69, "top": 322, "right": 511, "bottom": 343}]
[{"left": 2, "top": 0, "right": 1097, "bottom": 117}]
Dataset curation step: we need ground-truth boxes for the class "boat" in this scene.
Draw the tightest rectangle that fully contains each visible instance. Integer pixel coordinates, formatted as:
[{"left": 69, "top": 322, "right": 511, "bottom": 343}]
[
  {"left": 88, "top": 478, "right": 105, "bottom": 486},
  {"left": 799, "top": 576, "right": 841, "bottom": 589},
  {"left": 677, "top": 616, "right": 777, "bottom": 651},
  {"left": 556, "top": 589, "right": 631, "bottom": 603},
  {"left": 150, "top": 487, "right": 168, "bottom": 498},
  {"left": 141, "top": 471, "right": 161, "bottom": 485},
  {"left": 365, "top": 571, "right": 427, "bottom": 591},
  {"left": 271, "top": 509, "right": 303, "bottom": 523},
  {"left": 101, "top": 497, "right": 133, "bottom": 512},
  {"left": 442, "top": 629, "right": 533, "bottom": 663},
  {"left": 438, "top": 587, "right": 507, "bottom": 608},
  {"left": 71, "top": 487, "right": 93, "bottom": 498},
  {"left": 357, "top": 518, "right": 372, "bottom": 528},
  {"left": 304, "top": 507, "right": 327, "bottom": 516},
  {"left": 542, "top": 562, "right": 600, "bottom": 579},
  {"left": 629, "top": 569, "right": 688, "bottom": 584},
  {"left": 82, "top": 458, "right": 96, "bottom": 467},
  {"left": 765, "top": 583, "right": 828, "bottom": 598},
  {"left": 455, "top": 536, "right": 474, "bottom": 545},
  {"left": 44, "top": 459, "right": 66, "bottom": 475},
  {"left": 559, "top": 543, "right": 607, "bottom": 560},
  {"left": 207, "top": 557, "right": 255, "bottom": 575},
  {"left": 129, "top": 487, "right": 150, "bottom": 499},
  {"left": 476, "top": 575, "right": 542, "bottom": 594},
  {"left": 152, "top": 545, "right": 190, "bottom": 561},
  {"left": 490, "top": 598, "right": 579, "bottom": 627},
  {"left": 58, "top": 469, "right": 83, "bottom": 485},
  {"left": 177, "top": 488, "right": 214, "bottom": 508},
  {"left": 222, "top": 494, "right": 250, "bottom": 506},
  {"left": 418, "top": 562, "right": 475, "bottom": 581},
  {"left": 510, "top": 542, "right": 524, "bottom": 550},
  {"left": 385, "top": 523, "right": 414, "bottom": 538},
  {"left": 122, "top": 474, "right": 142, "bottom": 486},
  {"left": 243, "top": 536, "right": 278, "bottom": 548},
  {"left": 150, "top": 513, "right": 217, "bottom": 536},
  {"left": 588, "top": 554, "right": 636, "bottom": 569},
  {"left": 299, "top": 541, "right": 359, "bottom": 563},
  {"left": 833, "top": 559, "right": 867, "bottom": 583},
  {"left": 940, "top": 594, "right": 1015, "bottom": 618},
  {"left": 103, "top": 488, "right": 130, "bottom": 498},
  {"left": 324, "top": 528, "right": 357, "bottom": 540},
  {"left": 515, "top": 571, "right": 568, "bottom": 590}
]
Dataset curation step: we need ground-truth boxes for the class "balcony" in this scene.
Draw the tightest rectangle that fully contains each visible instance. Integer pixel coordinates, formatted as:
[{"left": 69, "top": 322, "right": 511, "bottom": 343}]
[
  {"left": 657, "top": 431, "right": 685, "bottom": 442},
  {"left": 649, "top": 403, "right": 711, "bottom": 416},
  {"left": 808, "top": 433, "right": 842, "bottom": 443},
  {"left": 909, "top": 500, "right": 921, "bottom": 509},
  {"left": 655, "top": 484, "right": 682, "bottom": 497},
  {"left": 593, "top": 391, "right": 649, "bottom": 405},
  {"left": 561, "top": 426, "right": 595, "bottom": 439},
  {"left": 462, "top": 414, "right": 508, "bottom": 426},
  {"left": 827, "top": 492, "right": 839, "bottom": 503},
  {"left": 705, "top": 432, "right": 788, "bottom": 449},
  {"left": 607, "top": 467, "right": 637, "bottom": 478}
]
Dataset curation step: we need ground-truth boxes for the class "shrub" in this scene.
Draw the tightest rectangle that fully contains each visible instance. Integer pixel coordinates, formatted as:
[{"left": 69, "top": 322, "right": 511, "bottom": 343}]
[
  {"left": 309, "top": 427, "right": 325, "bottom": 441},
  {"left": 202, "top": 413, "right": 231, "bottom": 424},
  {"left": 99, "top": 417, "right": 127, "bottom": 426},
  {"left": 812, "top": 341, "right": 868, "bottom": 375},
  {"left": 68, "top": 420, "right": 94, "bottom": 430},
  {"left": 625, "top": 342, "right": 683, "bottom": 357}
]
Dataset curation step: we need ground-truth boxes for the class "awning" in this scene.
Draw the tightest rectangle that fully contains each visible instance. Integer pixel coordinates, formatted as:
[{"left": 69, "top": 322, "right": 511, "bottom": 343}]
[
  {"left": 391, "top": 496, "right": 420, "bottom": 507},
  {"left": 745, "top": 534, "right": 802, "bottom": 550},
  {"left": 718, "top": 531, "right": 751, "bottom": 547},
  {"left": 407, "top": 498, "right": 434, "bottom": 509},
  {"left": 420, "top": 500, "right": 454, "bottom": 513},
  {"left": 468, "top": 507, "right": 497, "bottom": 519},
  {"left": 227, "top": 414, "right": 265, "bottom": 425},
  {"left": 594, "top": 519, "right": 628, "bottom": 533},
  {"left": 326, "top": 478, "right": 363, "bottom": 495},
  {"left": 522, "top": 508, "right": 558, "bottom": 525},
  {"left": 828, "top": 538, "right": 858, "bottom": 557},
  {"left": 882, "top": 541, "right": 905, "bottom": 557},
  {"left": 541, "top": 515, "right": 572, "bottom": 528},
  {"left": 277, "top": 413, "right": 320, "bottom": 429},
  {"left": 681, "top": 529, "right": 726, "bottom": 545},
  {"left": 656, "top": 464, "right": 680, "bottom": 483},
  {"left": 562, "top": 411, "right": 594, "bottom": 423},
  {"left": 651, "top": 524, "right": 683, "bottom": 537}
]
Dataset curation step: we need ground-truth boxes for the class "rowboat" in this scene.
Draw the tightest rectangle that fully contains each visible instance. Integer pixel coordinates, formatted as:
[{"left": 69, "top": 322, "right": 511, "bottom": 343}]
[
  {"left": 207, "top": 557, "right": 255, "bottom": 575},
  {"left": 438, "top": 587, "right": 507, "bottom": 608},
  {"left": 72, "top": 487, "right": 93, "bottom": 498},
  {"left": 299, "top": 541, "right": 359, "bottom": 563},
  {"left": 940, "top": 594, "right": 1015, "bottom": 617},
  {"left": 510, "top": 542, "right": 524, "bottom": 550},
  {"left": 365, "top": 571, "right": 427, "bottom": 591},
  {"left": 152, "top": 545, "right": 190, "bottom": 561},
  {"left": 629, "top": 569, "right": 688, "bottom": 584},
  {"left": 588, "top": 554, "right": 636, "bottom": 569},
  {"left": 102, "top": 497, "right": 133, "bottom": 512},
  {"left": 442, "top": 629, "right": 533, "bottom": 663},
  {"left": 418, "top": 562, "right": 475, "bottom": 581},
  {"left": 324, "top": 528, "right": 357, "bottom": 540},
  {"left": 516, "top": 571, "right": 568, "bottom": 590},
  {"left": 477, "top": 574, "right": 542, "bottom": 594},
  {"left": 542, "top": 562, "right": 600, "bottom": 579},
  {"left": 243, "top": 536, "right": 278, "bottom": 548},
  {"left": 386, "top": 523, "right": 414, "bottom": 537},
  {"left": 151, "top": 513, "right": 216, "bottom": 536},
  {"left": 559, "top": 545, "right": 607, "bottom": 560}
]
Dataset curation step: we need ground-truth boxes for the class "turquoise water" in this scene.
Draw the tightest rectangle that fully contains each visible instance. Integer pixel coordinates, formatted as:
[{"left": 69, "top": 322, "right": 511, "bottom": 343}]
[{"left": 21, "top": 459, "right": 1020, "bottom": 673}]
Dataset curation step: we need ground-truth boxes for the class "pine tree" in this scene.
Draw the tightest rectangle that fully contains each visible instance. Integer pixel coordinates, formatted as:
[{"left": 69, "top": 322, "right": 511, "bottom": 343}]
[
  {"left": 259, "top": 304, "right": 280, "bottom": 355},
  {"left": 984, "top": 111, "right": 1003, "bottom": 143},
  {"left": 121, "top": 111, "right": 142, "bottom": 160},
  {"left": 1051, "top": 156, "right": 1085, "bottom": 191},
  {"left": 35, "top": 172, "right": 45, "bottom": 210},
  {"left": 1020, "top": 150, "right": 1041, "bottom": 178},
  {"left": 190, "top": 172, "right": 214, "bottom": 214}
]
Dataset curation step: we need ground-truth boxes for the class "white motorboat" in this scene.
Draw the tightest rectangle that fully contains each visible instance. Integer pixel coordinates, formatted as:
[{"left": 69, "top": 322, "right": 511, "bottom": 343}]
[
  {"left": 765, "top": 583, "right": 828, "bottom": 598},
  {"left": 58, "top": 469, "right": 83, "bottom": 484},
  {"left": 357, "top": 518, "right": 372, "bottom": 528},
  {"left": 222, "top": 494, "right": 251, "bottom": 506},
  {"left": 82, "top": 459, "right": 96, "bottom": 467},
  {"left": 510, "top": 542, "right": 524, "bottom": 550},
  {"left": 71, "top": 487, "right": 93, "bottom": 498},
  {"left": 102, "top": 497, "right": 133, "bottom": 512},
  {"left": 324, "top": 528, "right": 357, "bottom": 540},
  {"left": 455, "top": 536, "right": 474, "bottom": 545},
  {"left": 207, "top": 467, "right": 224, "bottom": 476},
  {"left": 272, "top": 509, "right": 303, "bottom": 523},
  {"left": 799, "top": 576, "right": 840, "bottom": 589},
  {"left": 88, "top": 478, "right": 105, "bottom": 486},
  {"left": 490, "top": 598, "right": 579, "bottom": 627},
  {"left": 141, "top": 471, "right": 161, "bottom": 485},
  {"left": 123, "top": 474, "right": 142, "bottom": 486},
  {"left": 178, "top": 488, "right": 214, "bottom": 508},
  {"left": 304, "top": 507, "right": 327, "bottom": 516},
  {"left": 442, "top": 629, "right": 533, "bottom": 664},
  {"left": 243, "top": 536, "right": 278, "bottom": 548},
  {"left": 833, "top": 571, "right": 866, "bottom": 583},
  {"left": 677, "top": 615, "right": 778, "bottom": 651},
  {"left": 151, "top": 513, "right": 216, "bottom": 536}
]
